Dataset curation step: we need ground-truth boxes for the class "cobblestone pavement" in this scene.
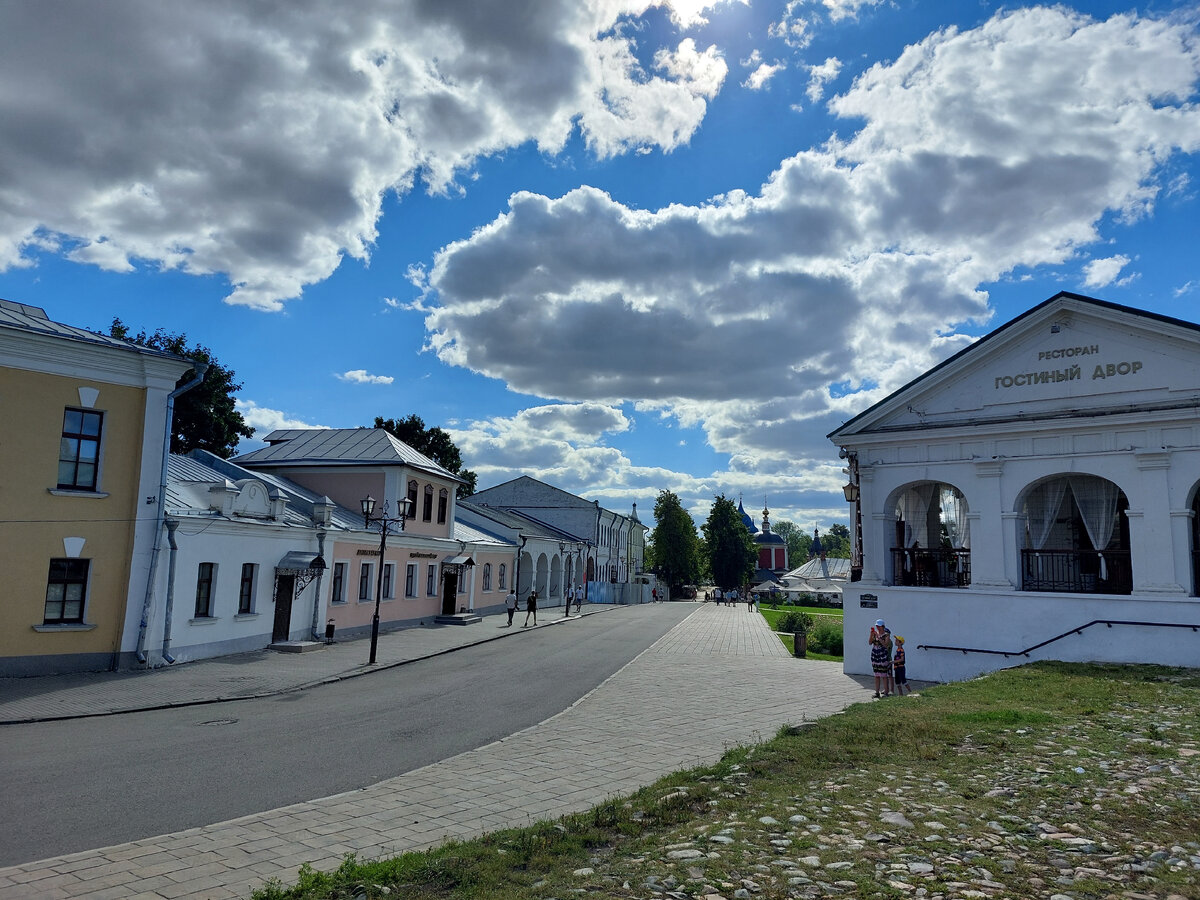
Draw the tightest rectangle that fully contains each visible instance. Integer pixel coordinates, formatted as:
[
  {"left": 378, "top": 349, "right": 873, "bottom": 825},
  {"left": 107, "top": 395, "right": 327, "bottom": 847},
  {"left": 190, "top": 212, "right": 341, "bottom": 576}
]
[{"left": 0, "top": 604, "right": 875, "bottom": 899}]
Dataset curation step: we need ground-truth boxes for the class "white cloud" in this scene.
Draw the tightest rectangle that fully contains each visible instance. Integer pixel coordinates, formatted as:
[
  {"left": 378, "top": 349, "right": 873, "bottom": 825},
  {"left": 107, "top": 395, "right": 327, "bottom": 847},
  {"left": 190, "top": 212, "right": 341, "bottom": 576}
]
[
  {"left": 805, "top": 57, "right": 842, "bottom": 102},
  {"left": 769, "top": 1, "right": 812, "bottom": 50},
  {"left": 428, "top": 7, "right": 1200, "bottom": 480},
  {"left": 337, "top": 369, "right": 394, "bottom": 385},
  {"left": 744, "top": 62, "right": 786, "bottom": 90},
  {"left": 820, "top": 0, "right": 885, "bottom": 23},
  {"left": 0, "top": 1, "right": 727, "bottom": 310},
  {"left": 236, "top": 400, "right": 327, "bottom": 439},
  {"left": 1082, "top": 254, "right": 1133, "bottom": 288}
]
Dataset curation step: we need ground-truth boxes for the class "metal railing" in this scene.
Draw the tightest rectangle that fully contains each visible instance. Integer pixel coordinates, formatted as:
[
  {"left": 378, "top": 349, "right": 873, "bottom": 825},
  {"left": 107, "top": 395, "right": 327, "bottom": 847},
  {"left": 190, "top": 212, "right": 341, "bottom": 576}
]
[
  {"left": 1020, "top": 549, "right": 1131, "bottom": 595},
  {"left": 918, "top": 619, "right": 1199, "bottom": 657},
  {"left": 890, "top": 548, "right": 971, "bottom": 588}
]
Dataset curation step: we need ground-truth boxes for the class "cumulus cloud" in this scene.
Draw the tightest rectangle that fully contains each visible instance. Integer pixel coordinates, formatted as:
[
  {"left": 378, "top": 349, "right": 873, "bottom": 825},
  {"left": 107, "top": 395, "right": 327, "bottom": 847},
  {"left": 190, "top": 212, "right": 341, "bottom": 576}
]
[
  {"left": 425, "top": 7, "right": 1200, "bottom": 474},
  {"left": 805, "top": 57, "right": 842, "bottom": 102},
  {"left": 744, "top": 62, "right": 787, "bottom": 90},
  {"left": 769, "top": 1, "right": 813, "bottom": 49},
  {"left": 235, "top": 400, "right": 327, "bottom": 441},
  {"left": 0, "top": 1, "right": 726, "bottom": 310},
  {"left": 820, "top": 0, "right": 886, "bottom": 23},
  {"left": 1082, "top": 254, "right": 1134, "bottom": 288},
  {"left": 337, "top": 369, "right": 395, "bottom": 385}
]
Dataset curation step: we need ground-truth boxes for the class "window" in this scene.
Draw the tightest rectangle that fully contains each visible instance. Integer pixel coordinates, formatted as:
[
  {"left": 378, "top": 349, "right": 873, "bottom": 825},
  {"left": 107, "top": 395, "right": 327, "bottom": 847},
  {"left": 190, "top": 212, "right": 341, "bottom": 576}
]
[
  {"left": 406, "top": 563, "right": 417, "bottom": 597},
  {"left": 407, "top": 479, "right": 419, "bottom": 511},
  {"left": 382, "top": 563, "right": 395, "bottom": 599},
  {"left": 195, "top": 563, "right": 215, "bottom": 617},
  {"left": 359, "top": 562, "right": 373, "bottom": 600},
  {"left": 423, "top": 485, "right": 433, "bottom": 522},
  {"left": 331, "top": 562, "right": 347, "bottom": 603},
  {"left": 437, "top": 489, "right": 448, "bottom": 524},
  {"left": 238, "top": 563, "right": 257, "bottom": 614},
  {"left": 58, "top": 408, "right": 103, "bottom": 490},
  {"left": 499, "top": 563, "right": 507, "bottom": 590},
  {"left": 427, "top": 564, "right": 437, "bottom": 596},
  {"left": 44, "top": 558, "right": 89, "bottom": 624},
  {"left": 483, "top": 563, "right": 492, "bottom": 591}
]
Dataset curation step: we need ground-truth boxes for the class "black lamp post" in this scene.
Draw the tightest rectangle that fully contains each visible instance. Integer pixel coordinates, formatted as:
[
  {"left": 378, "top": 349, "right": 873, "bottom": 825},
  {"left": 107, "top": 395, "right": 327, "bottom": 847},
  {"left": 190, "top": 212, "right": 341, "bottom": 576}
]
[{"left": 361, "top": 494, "right": 413, "bottom": 665}]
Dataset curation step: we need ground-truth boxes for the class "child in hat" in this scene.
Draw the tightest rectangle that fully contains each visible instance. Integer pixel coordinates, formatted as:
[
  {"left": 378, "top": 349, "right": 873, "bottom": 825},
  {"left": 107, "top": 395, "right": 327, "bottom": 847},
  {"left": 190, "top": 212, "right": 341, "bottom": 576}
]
[{"left": 892, "top": 635, "right": 909, "bottom": 695}]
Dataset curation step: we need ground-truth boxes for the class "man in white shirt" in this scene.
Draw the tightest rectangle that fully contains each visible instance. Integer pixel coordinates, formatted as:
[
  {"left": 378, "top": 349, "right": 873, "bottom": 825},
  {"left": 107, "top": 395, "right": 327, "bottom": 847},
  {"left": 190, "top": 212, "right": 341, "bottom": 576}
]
[{"left": 504, "top": 589, "right": 517, "bottom": 627}]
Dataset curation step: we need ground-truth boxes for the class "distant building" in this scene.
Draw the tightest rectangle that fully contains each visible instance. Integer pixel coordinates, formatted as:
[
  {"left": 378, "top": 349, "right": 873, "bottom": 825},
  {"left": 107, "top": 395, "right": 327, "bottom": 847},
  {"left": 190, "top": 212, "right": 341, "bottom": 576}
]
[{"left": 741, "top": 500, "right": 788, "bottom": 587}]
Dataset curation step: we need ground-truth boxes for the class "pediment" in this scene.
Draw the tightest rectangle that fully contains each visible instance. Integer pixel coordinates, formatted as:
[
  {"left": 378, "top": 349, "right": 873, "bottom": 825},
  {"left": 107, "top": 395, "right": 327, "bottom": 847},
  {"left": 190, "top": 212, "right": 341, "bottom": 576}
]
[{"left": 832, "top": 293, "right": 1200, "bottom": 438}]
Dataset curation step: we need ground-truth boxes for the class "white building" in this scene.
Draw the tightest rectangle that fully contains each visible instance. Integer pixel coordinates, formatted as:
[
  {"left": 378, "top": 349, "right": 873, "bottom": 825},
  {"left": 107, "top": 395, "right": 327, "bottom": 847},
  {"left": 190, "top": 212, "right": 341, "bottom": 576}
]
[{"left": 830, "top": 292, "right": 1200, "bottom": 683}]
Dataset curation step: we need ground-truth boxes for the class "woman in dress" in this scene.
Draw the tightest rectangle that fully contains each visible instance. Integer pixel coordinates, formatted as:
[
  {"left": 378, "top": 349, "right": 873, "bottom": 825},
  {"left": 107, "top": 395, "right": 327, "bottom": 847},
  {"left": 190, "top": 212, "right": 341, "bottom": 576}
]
[{"left": 869, "top": 618, "right": 893, "bottom": 697}]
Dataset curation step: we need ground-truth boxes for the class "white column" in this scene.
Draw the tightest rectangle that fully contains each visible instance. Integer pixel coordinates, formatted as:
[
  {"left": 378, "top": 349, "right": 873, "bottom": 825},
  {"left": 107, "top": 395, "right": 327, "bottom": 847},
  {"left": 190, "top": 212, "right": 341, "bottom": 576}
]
[{"left": 1132, "top": 451, "right": 1187, "bottom": 594}]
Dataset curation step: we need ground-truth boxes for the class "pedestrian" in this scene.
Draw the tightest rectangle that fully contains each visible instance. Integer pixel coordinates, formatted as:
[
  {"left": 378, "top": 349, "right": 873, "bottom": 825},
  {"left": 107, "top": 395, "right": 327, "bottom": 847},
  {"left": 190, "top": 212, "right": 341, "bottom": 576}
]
[
  {"left": 504, "top": 588, "right": 517, "bottom": 627},
  {"left": 651, "top": 587, "right": 658, "bottom": 603},
  {"left": 869, "top": 618, "right": 893, "bottom": 697},
  {"left": 574, "top": 585, "right": 582, "bottom": 613},
  {"left": 566, "top": 583, "right": 575, "bottom": 613},
  {"left": 892, "top": 635, "right": 909, "bottom": 695},
  {"left": 563, "top": 587, "right": 572, "bottom": 617},
  {"left": 523, "top": 590, "right": 538, "bottom": 627}
]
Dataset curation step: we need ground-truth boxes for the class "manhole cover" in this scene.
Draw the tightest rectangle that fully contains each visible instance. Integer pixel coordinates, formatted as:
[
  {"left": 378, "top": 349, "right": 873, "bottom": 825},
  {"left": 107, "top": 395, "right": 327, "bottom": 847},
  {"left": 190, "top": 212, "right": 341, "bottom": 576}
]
[{"left": 196, "top": 717, "right": 239, "bottom": 726}]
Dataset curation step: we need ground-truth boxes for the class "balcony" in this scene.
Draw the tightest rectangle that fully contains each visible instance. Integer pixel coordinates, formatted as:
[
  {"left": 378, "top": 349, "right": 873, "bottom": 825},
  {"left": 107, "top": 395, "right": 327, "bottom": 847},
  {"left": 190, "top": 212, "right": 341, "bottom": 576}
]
[
  {"left": 1020, "top": 549, "right": 1132, "bottom": 595},
  {"left": 890, "top": 548, "right": 971, "bottom": 588}
]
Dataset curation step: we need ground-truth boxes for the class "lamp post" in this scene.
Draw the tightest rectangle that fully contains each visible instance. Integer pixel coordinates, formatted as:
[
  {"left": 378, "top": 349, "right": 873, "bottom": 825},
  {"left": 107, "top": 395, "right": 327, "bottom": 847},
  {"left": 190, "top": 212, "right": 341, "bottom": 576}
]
[
  {"left": 841, "top": 448, "right": 864, "bottom": 582},
  {"left": 361, "top": 494, "right": 413, "bottom": 665}
]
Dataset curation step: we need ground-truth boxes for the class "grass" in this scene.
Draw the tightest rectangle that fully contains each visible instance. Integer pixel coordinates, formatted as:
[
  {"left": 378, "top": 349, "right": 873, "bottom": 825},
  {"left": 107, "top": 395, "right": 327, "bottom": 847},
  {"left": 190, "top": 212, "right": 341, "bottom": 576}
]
[
  {"left": 758, "top": 607, "right": 844, "bottom": 659},
  {"left": 250, "top": 662, "right": 1200, "bottom": 900}
]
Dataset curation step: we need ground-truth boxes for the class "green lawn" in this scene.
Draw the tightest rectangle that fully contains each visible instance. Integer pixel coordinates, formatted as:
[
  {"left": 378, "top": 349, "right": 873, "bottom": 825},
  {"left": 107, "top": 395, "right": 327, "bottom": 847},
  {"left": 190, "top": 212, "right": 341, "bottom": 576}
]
[{"left": 757, "top": 606, "right": 844, "bottom": 659}]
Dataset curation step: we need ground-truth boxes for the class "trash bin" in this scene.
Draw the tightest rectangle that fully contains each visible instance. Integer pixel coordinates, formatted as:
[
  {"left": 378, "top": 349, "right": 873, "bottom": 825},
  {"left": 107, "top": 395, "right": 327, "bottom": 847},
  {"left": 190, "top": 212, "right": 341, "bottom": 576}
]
[
  {"left": 793, "top": 631, "right": 807, "bottom": 658},
  {"left": 325, "top": 618, "right": 336, "bottom": 643}
]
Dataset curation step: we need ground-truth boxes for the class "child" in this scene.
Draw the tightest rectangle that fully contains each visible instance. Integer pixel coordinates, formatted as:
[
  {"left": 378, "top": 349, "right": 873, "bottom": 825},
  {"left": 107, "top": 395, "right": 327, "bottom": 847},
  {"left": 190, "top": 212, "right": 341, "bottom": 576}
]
[
  {"left": 869, "top": 619, "right": 893, "bottom": 698},
  {"left": 892, "top": 635, "right": 909, "bottom": 696}
]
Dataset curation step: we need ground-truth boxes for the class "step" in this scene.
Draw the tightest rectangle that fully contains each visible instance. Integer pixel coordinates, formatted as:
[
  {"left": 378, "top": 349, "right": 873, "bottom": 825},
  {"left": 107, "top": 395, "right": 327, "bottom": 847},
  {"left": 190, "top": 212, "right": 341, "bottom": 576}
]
[
  {"left": 267, "top": 640, "right": 325, "bottom": 653},
  {"left": 433, "top": 613, "right": 483, "bottom": 626}
]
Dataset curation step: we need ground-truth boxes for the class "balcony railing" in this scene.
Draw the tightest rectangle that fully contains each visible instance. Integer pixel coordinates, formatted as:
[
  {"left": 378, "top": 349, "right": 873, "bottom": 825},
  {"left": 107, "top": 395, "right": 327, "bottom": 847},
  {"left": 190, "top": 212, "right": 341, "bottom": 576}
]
[
  {"left": 890, "top": 548, "right": 971, "bottom": 588},
  {"left": 1020, "top": 549, "right": 1132, "bottom": 595}
]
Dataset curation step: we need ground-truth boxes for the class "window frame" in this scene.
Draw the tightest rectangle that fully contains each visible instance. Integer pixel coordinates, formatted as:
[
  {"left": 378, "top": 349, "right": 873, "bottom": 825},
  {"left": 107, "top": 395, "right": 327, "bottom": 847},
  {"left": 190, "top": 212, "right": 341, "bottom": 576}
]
[
  {"left": 238, "top": 563, "right": 257, "bottom": 614},
  {"left": 44, "top": 558, "right": 90, "bottom": 624},
  {"left": 423, "top": 484, "right": 434, "bottom": 522},
  {"left": 482, "top": 563, "right": 492, "bottom": 592},
  {"left": 195, "top": 562, "right": 216, "bottom": 618},
  {"left": 498, "top": 563, "right": 507, "bottom": 591},
  {"left": 330, "top": 562, "right": 347, "bottom": 604},
  {"left": 437, "top": 488, "right": 448, "bottom": 525},
  {"left": 405, "top": 563, "right": 417, "bottom": 597},
  {"left": 57, "top": 407, "right": 104, "bottom": 491},
  {"left": 427, "top": 563, "right": 437, "bottom": 596},
  {"left": 358, "top": 561, "right": 373, "bottom": 601}
]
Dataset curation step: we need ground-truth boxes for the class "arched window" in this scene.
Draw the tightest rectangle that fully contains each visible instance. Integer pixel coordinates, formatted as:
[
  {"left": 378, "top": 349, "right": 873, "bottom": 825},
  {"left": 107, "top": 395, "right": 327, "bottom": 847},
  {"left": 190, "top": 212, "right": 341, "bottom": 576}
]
[
  {"left": 437, "top": 488, "right": 448, "bottom": 524},
  {"left": 482, "top": 563, "right": 492, "bottom": 591},
  {"left": 407, "top": 480, "right": 418, "bottom": 511},
  {"left": 498, "top": 563, "right": 507, "bottom": 590},
  {"left": 1019, "top": 475, "right": 1130, "bottom": 594},
  {"left": 891, "top": 482, "right": 970, "bottom": 588},
  {"left": 423, "top": 484, "right": 433, "bottom": 522}
]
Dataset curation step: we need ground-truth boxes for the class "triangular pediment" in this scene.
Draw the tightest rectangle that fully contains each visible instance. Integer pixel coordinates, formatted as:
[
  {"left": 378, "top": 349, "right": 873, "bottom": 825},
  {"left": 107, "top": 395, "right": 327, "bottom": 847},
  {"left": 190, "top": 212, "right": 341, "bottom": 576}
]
[{"left": 831, "top": 293, "right": 1200, "bottom": 439}]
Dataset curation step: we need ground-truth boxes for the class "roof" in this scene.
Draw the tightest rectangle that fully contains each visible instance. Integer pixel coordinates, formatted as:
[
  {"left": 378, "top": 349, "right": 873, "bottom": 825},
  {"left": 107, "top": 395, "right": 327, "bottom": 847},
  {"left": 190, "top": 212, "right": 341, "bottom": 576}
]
[
  {"left": 458, "top": 500, "right": 588, "bottom": 543},
  {"left": 0, "top": 298, "right": 193, "bottom": 364},
  {"left": 828, "top": 291, "right": 1200, "bottom": 441},
  {"left": 233, "top": 428, "right": 461, "bottom": 482},
  {"left": 783, "top": 557, "right": 853, "bottom": 581},
  {"left": 738, "top": 500, "right": 759, "bottom": 534}
]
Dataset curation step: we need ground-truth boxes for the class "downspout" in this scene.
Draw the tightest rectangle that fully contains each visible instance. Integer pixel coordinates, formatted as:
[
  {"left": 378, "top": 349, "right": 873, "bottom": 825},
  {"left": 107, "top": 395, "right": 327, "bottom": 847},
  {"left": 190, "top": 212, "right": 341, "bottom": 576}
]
[
  {"left": 160, "top": 518, "right": 180, "bottom": 664},
  {"left": 309, "top": 530, "right": 327, "bottom": 641},
  {"left": 514, "top": 534, "right": 527, "bottom": 601},
  {"left": 135, "top": 362, "right": 208, "bottom": 665}
]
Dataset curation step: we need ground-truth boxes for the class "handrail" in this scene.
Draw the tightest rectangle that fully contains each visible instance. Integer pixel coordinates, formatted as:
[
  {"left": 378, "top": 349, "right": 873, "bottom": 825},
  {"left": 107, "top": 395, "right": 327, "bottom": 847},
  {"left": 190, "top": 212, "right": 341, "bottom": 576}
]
[{"left": 917, "top": 619, "right": 1200, "bottom": 657}]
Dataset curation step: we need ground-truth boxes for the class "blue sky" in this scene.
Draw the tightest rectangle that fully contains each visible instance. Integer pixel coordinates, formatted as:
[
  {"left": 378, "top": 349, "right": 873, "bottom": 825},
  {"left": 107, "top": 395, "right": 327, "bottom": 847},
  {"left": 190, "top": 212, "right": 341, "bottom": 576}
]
[{"left": 2, "top": 0, "right": 1199, "bottom": 530}]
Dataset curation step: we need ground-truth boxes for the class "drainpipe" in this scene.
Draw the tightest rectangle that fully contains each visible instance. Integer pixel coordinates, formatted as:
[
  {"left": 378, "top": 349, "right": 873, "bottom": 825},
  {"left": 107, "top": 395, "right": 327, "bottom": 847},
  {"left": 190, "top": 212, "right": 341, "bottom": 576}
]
[
  {"left": 135, "top": 362, "right": 208, "bottom": 665},
  {"left": 310, "top": 530, "right": 328, "bottom": 641},
  {"left": 514, "top": 535, "right": 527, "bottom": 601},
  {"left": 160, "top": 518, "right": 180, "bottom": 664}
]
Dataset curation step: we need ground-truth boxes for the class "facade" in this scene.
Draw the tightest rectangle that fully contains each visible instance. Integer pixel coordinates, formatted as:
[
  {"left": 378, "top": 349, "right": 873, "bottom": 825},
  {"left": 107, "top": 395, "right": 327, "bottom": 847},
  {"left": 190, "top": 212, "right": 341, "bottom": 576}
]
[
  {"left": 469, "top": 476, "right": 648, "bottom": 602},
  {"left": 830, "top": 292, "right": 1200, "bottom": 683},
  {"left": 0, "top": 300, "right": 195, "bottom": 675}
]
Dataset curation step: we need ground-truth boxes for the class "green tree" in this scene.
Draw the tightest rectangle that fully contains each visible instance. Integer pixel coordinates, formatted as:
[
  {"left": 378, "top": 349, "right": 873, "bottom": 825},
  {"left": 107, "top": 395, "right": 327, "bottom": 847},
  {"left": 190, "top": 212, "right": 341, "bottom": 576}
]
[
  {"left": 109, "top": 318, "right": 253, "bottom": 458},
  {"left": 701, "top": 494, "right": 757, "bottom": 589},
  {"left": 773, "top": 520, "right": 812, "bottom": 566},
  {"left": 373, "top": 415, "right": 478, "bottom": 497},
  {"left": 649, "top": 489, "right": 699, "bottom": 591},
  {"left": 821, "top": 523, "right": 852, "bottom": 559}
]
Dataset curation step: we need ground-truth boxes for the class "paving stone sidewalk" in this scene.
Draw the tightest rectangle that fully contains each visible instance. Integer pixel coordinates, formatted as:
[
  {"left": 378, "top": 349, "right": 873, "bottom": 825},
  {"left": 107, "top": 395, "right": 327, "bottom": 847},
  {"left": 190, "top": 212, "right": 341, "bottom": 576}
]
[
  {"left": 0, "top": 604, "right": 875, "bottom": 899},
  {"left": 0, "top": 603, "right": 612, "bottom": 725}
]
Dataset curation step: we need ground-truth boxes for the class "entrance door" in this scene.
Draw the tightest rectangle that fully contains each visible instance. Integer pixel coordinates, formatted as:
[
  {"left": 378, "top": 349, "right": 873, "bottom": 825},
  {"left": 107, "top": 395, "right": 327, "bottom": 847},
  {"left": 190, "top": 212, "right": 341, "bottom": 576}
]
[
  {"left": 441, "top": 571, "right": 458, "bottom": 615},
  {"left": 273, "top": 574, "right": 295, "bottom": 642}
]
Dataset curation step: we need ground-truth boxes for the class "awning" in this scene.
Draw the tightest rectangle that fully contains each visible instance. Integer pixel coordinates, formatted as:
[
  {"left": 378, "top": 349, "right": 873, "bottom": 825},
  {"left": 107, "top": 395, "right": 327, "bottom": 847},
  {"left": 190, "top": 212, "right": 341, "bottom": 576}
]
[
  {"left": 442, "top": 555, "right": 475, "bottom": 566},
  {"left": 276, "top": 550, "right": 321, "bottom": 572}
]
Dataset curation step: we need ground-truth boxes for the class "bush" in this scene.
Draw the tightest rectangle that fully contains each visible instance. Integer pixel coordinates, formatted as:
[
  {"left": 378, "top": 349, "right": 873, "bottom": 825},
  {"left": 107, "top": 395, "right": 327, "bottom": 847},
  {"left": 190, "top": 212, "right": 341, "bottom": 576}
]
[
  {"left": 808, "top": 618, "right": 844, "bottom": 656},
  {"left": 777, "top": 611, "right": 814, "bottom": 636}
]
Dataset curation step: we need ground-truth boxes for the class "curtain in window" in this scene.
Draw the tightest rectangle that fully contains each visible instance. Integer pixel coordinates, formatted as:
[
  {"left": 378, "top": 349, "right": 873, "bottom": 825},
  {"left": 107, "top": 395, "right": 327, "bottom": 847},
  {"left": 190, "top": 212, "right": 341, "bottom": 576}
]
[
  {"left": 941, "top": 487, "right": 970, "bottom": 571},
  {"left": 896, "top": 484, "right": 938, "bottom": 572},
  {"left": 1067, "top": 475, "right": 1121, "bottom": 580},
  {"left": 1025, "top": 479, "right": 1068, "bottom": 581}
]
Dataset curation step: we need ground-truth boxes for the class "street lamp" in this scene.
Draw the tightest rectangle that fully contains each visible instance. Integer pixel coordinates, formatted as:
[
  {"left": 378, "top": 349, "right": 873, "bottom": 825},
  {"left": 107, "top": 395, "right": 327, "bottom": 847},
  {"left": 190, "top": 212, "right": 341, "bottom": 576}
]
[{"left": 361, "top": 494, "right": 414, "bottom": 665}]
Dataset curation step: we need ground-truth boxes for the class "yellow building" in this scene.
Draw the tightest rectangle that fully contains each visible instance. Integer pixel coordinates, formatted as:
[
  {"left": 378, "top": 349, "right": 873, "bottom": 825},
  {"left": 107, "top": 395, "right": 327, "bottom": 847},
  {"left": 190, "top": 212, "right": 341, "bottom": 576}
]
[{"left": 0, "top": 300, "right": 195, "bottom": 675}]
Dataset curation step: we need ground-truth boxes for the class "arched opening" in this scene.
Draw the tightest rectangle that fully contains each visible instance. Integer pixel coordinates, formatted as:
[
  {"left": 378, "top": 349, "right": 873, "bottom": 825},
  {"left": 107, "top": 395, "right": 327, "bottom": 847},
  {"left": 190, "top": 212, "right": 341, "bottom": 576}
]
[
  {"left": 890, "top": 482, "right": 971, "bottom": 588},
  {"left": 535, "top": 553, "right": 549, "bottom": 598},
  {"left": 518, "top": 552, "right": 534, "bottom": 597},
  {"left": 1019, "top": 474, "right": 1130, "bottom": 594},
  {"left": 549, "top": 554, "right": 561, "bottom": 598}
]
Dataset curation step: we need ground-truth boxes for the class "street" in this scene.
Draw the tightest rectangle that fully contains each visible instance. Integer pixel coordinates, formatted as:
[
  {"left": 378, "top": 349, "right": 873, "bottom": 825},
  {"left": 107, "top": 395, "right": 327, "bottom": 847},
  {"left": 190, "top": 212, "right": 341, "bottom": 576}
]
[{"left": 0, "top": 604, "right": 693, "bottom": 867}]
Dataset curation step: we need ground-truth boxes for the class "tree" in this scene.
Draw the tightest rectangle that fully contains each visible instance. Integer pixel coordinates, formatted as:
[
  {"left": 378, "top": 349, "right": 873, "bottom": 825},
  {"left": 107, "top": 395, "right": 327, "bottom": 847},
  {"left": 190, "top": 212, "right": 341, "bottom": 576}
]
[
  {"left": 373, "top": 415, "right": 478, "bottom": 497},
  {"left": 773, "top": 520, "right": 812, "bottom": 566},
  {"left": 649, "top": 490, "right": 700, "bottom": 591},
  {"left": 822, "top": 523, "right": 852, "bottom": 559},
  {"left": 701, "top": 494, "right": 757, "bottom": 589},
  {"left": 109, "top": 319, "right": 253, "bottom": 458}
]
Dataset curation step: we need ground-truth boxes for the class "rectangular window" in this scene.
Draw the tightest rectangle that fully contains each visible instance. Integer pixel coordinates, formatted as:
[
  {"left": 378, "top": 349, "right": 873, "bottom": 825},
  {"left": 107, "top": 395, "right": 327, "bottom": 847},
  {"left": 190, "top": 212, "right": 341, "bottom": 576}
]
[
  {"left": 58, "top": 408, "right": 103, "bottom": 490},
  {"left": 382, "top": 563, "right": 394, "bottom": 599},
  {"left": 195, "top": 562, "right": 215, "bottom": 617},
  {"left": 406, "top": 563, "right": 417, "bottom": 597},
  {"left": 331, "top": 562, "right": 346, "bottom": 604},
  {"left": 437, "top": 490, "right": 448, "bottom": 525},
  {"left": 427, "top": 564, "right": 437, "bottom": 596},
  {"left": 44, "top": 558, "right": 89, "bottom": 624},
  {"left": 358, "top": 562, "right": 372, "bottom": 600},
  {"left": 238, "top": 563, "right": 257, "bottom": 614}
]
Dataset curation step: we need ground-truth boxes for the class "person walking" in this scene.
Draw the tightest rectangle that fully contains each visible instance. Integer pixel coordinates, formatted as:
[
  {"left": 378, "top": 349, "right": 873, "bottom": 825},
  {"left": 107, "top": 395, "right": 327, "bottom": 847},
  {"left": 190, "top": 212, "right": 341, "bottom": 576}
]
[
  {"left": 523, "top": 590, "right": 538, "bottom": 627},
  {"left": 504, "top": 588, "right": 517, "bottom": 627},
  {"left": 574, "top": 583, "right": 582, "bottom": 613}
]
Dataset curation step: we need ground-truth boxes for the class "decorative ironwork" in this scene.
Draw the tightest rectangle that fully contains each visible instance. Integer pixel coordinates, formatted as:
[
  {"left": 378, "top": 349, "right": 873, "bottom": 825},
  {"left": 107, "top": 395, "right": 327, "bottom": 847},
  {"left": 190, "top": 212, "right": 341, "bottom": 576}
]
[
  {"left": 890, "top": 547, "right": 972, "bottom": 588},
  {"left": 1019, "top": 549, "right": 1131, "bottom": 594}
]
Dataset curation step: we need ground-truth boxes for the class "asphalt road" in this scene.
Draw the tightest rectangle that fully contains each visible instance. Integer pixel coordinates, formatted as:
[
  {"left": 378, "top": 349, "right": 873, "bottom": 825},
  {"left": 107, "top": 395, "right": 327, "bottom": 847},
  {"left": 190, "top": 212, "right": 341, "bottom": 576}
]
[{"left": 0, "top": 604, "right": 694, "bottom": 868}]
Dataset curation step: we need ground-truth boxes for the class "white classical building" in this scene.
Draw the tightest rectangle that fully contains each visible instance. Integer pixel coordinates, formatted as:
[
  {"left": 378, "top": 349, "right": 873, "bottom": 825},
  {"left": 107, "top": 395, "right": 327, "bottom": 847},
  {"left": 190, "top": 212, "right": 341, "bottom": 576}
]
[{"left": 830, "top": 292, "right": 1200, "bottom": 683}]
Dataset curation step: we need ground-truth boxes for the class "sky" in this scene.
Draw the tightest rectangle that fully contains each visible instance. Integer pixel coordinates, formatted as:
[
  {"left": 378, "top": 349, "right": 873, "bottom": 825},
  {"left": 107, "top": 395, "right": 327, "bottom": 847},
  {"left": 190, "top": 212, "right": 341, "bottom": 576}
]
[{"left": 2, "top": 0, "right": 1199, "bottom": 533}]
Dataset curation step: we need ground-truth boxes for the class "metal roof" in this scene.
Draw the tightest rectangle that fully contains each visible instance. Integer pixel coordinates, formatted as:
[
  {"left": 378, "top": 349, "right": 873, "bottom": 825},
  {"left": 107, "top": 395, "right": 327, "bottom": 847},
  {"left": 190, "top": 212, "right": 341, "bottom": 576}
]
[
  {"left": 0, "top": 298, "right": 191, "bottom": 363},
  {"left": 233, "top": 428, "right": 461, "bottom": 481}
]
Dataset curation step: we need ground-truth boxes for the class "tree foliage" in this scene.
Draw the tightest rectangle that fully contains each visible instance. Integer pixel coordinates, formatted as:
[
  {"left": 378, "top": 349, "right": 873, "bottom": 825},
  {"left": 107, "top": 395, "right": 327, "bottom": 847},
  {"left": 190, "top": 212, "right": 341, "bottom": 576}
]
[
  {"left": 649, "top": 489, "right": 700, "bottom": 590},
  {"left": 373, "top": 415, "right": 478, "bottom": 497},
  {"left": 701, "top": 494, "right": 757, "bottom": 589},
  {"left": 772, "top": 520, "right": 812, "bottom": 565},
  {"left": 821, "top": 523, "right": 852, "bottom": 559},
  {"left": 109, "top": 318, "right": 253, "bottom": 458}
]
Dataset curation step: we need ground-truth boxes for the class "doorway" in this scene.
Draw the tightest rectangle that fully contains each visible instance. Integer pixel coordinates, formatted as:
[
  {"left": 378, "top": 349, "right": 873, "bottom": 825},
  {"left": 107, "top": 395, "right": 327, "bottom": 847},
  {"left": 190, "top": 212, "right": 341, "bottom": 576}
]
[
  {"left": 441, "top": 571, "right": 458, "bottom": 615},
  {"left": 273, "top": 574, "right": 295, "bottom": 642}
]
